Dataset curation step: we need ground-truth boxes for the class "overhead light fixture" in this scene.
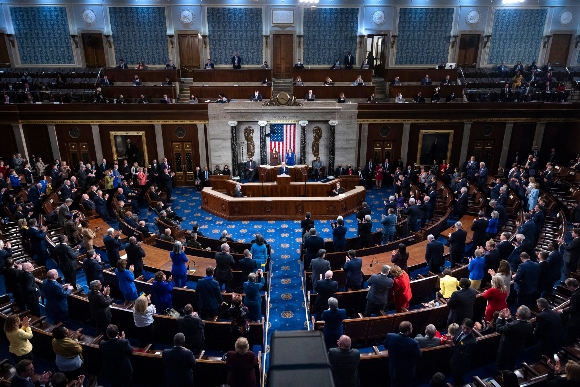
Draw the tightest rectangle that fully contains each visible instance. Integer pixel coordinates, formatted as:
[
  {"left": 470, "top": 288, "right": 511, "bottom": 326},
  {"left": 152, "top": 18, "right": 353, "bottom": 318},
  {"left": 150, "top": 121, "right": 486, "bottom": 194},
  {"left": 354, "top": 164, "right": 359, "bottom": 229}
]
[
  {"left": 502, "top": 0, "right": 525, "bottom": 4},
  {"left": 299, "top": 0, "right": 320, "bottom": 3}
]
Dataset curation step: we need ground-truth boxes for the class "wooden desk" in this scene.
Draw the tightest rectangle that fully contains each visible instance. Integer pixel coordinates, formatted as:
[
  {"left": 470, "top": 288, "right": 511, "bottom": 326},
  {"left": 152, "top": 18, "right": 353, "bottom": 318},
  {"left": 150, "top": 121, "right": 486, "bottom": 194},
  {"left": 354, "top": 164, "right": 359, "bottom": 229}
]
[
  {"left": 202, "top": 185, "right": 366, "bottom": 220},
  {"left": 388, "top": 85, "right": 464, "bottom": 99},
  {"left": 189, "top": 85, "right": 272, "bottom": 100},
  {"left": 87, "top": 218, "right": 128, "bottom": 249},
  {"left": 214, "top": 178, "right": 361, "bottom": 198},
  {"left": 385, "top": 69, "right": 458, "bottom": 83},
  {"left": 257, "top": 165, "right": 309, "bottom": 183},
  {"left": 440, "top": 215, "right": 475, "bottom": 245},
  {"left": 291, "top": 68, "right": 373, "bottom": 83},
  {"left": 141, "top": 243, "right": 213, "bottom": 280},
  {"left": 100, "top": 85, "right": 175, "bottom": 100},
  {"left": 103, "top": 69, "right": 179, "bottom": 82},
  {"left": 192, "top": 69, "right": 272, "bottom": 83},
  {"left": 292, "top": 85, "right": 375, "bottom": 100}
]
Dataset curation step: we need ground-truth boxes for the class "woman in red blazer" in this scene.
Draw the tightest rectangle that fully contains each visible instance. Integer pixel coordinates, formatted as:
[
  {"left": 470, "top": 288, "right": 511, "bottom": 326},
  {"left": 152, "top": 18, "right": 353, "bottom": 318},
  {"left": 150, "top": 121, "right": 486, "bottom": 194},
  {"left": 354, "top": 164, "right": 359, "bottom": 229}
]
[
  {"left": 482, "top": 275, "right": 508, "bottom": 322},
  {"left": 390, "top": 265, "right": 412, "bottom": 312}
]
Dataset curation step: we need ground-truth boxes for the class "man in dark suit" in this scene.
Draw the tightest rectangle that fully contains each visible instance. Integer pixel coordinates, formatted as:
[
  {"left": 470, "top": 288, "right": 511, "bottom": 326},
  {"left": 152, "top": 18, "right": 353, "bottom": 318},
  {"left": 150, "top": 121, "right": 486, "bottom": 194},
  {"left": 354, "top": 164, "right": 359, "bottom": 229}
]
[
  {"left": 100, "top": 324, "right": 133, "bottom": 387},
  {"left": 87, "top": 280, "right": 112, "bottom": 336},
  {"left": 19, "top": 262, "right": 41, "bottom": 317},
  {"left": 534, "top": 298, "right": 566, "bottom": 356},
  {"left": 447, "top": 278, "right": 477, "bottom": 325},
  {"left": 491, "top": 200, "right": 508, "bottom": 230},
  {"left": 343, "top": 250, "right": 363, "bottom": 290},
  {"left": 177, "top": 304, "right": 205, "bottom": 355},
  {"left": 27, "top": 219, "right": 48, "bottom": 266},
  {"left": 450, "top": 319, "right": 477, "bottom": 386},
  {"left": 495, "top": 306, "right": 533, "bottom": 370},
  {"left": 343, "top": 52, "right": 355, "bottom": 69},
  {"left": 238, "top": 250, "right": 257, "bottom": 283},
  {"left": 42, "top": 269, "right": 73, "bottom": 324},
  {"left": 356, "top": 202, "right": 371, "bottom": 222},
  {"left": 57, "top": 199, "right": 73, "bottom": 227},
  {"left": 278, "top": 162, "right": 290, "bottom": 175},
  {"left": 293, "top": 59, "right": 304, "bottom": 69},
  {"left": 559, "top": 278, "right": 580, "bottom": 344},
  {"left": 414, "top": 324, "right": 441, "bottom": 349},
  {"left": 384, "top": 321, "right": 421, "bottom": 387},
  {"left": 448, "top": 221, "right": 467, "bottom": 266},
  {"left": 231, "top": 52, "right": 242, "bottom": 69},
  {"left": 328, "top": 335, "right": 360, "bottom": 387},
  {"left": 54, "top": 235, "right": 79, "bottom": 287},
  {"left": 303, "top": 228, "right": 324, "bottom": 268},
  {"left": 453, "top": 186, "right": 469, "bottom": 218},
  {"left": 471, "top": 211, "right": 489, "bottom": 250},
  {"left": 304, "top": 90, "right": 316, "bottom": 101},
  {"left": 513, "top": 252, "right": 540, "bottom": 308},
  {"left": 364, "top": 265, "right": 394, "bottom": 317},
  {"left": 116, "top": 59, "right": 128, "bottom": 69},
  {"left": 11, "top": 360, "right": 52, "bottom": 387},
  {"left": 559, "top": 228, "right": 580, "bottom": 278},
  {"left": 300, "top": 212, "right": 314, "bottom": 236},
  {"left": 364, "top": 159, "right": 374, "bottom": 187},
  {"left": 517, "top": 213, "right": 537, "bottom": 245},
  {"left": 163, "top": 333, "right": 196, "bottom": 387},
  {"left": 126, "top": 237, "right": 146, "bottom": 278},
  {"left": 310, "top": 249, "right": 331, "bottom": 292},
  {"left": 425, "top": 234, "right": 444, "bottom": 274},
  {"left": 196, "top": 267, "right": 223, "bottom": 319},
  {"left": 245, "top": 157, "right": 257, "bottom": 181},
  {"left": 314, "top": 270, "right": 338, "bottom": 320},
  {"left": 215, "top": 243, "right": 235, "bottom": 292},
  {"left": 103, "top": 228, "right": 122, "bottom": 269},
  {"left": 403, "top": 198, "right": 419, "bottom": 236},
  {"left": 204, "top": 59, "right": 215, "bottom": 69},
  {"left": 83, "top": 249, "right": 105, "bottom": 285}
]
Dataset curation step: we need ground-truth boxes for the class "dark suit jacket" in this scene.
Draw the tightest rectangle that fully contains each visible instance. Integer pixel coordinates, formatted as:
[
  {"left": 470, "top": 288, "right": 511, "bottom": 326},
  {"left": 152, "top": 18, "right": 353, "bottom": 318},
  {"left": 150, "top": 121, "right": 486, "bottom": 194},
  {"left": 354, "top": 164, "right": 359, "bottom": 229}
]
[
  {"left": 88, "top": 289, "right": 112, "bottom": 323},
  {"left": 450, "top": 332, "right": 477, "bottom": 374},
  {"left": 449, "top": 229, "right": 467, "bottom": 258},
  {"left": 196, "top": 277, "right": 222, "bottom": 312},
  {"left": 328, "top": 348, "right": 360, "bottom": 387},
  {"left": 517, "top": 220, "right": 536, "bottom": 244},
  {"left": 310, "top": 258, "right": 331, "bottom": 290},
  {"left": 314, "top": 279, "right": 338, "bottom": 311},
  {"left": 99, "top": 338, "right": 133, "bottom": 380},
  {"left": 126, "top": 243, "right": 146, "bottom": 276},
  {"left": 561, "top": 288, "right": 580, "bottom": 329},
  {"left": 456, "top": 193, "right": 469, "bottom": 215},
  {"left": 425, "top": 240, "right": 445, "bottom": 267},
  {"left": 497, "top": 240, "right": 514, "bottom": 262},
  {"left": 163, "top": 346, "right": 196, "bottom": 387},
  {"left": 357, "top": 222, "right": 372, "bottom": 245},
  {"left": 471, "top": 218, "right": 489, "bottom": 248},
  {"left": 177, "top": 314, "right": 205, "bottom": 351},
  {"left": 366, "top": 274, "right": 394, "bottom": 305},
  {"left": 447, "top": 287, "right": 477, "bottom": 324},
  {"left": 404, "top": 204, "right": 418, "bottom": 226},
  {"left": 534, "top": 308, "right": 566, "bottom": 354},
  {"left": 496, "top": 318, "right": 533, "bottom": 367},
  {"left": 238, "top": 257, "right": 257, "bottom": 282},
  {"left": 303, "top": 235, "right": 324, "bottom": 262},
  {"left": 103, "top": 235, "right": 121, "bottom": 264},
  {"left": 20, "top": 271, "right": 40, "bottom": 302},
  {"left": 513, "top": 260, "right": 540, "bottom": 295},
  {"left": 343, "top": 257, "right": 363, "bottom": 287},
  {"left": 384, "top": 333, "right": 421, "bottom": 384},
  {"left": 54, "top": 243, "right": 78, "bottom": 272},
  {"left": 214, "top": 252, "right": 235, "bottom": 281},
  {"left": 83, "top": 257, "right": 104, "bottom": 285}
]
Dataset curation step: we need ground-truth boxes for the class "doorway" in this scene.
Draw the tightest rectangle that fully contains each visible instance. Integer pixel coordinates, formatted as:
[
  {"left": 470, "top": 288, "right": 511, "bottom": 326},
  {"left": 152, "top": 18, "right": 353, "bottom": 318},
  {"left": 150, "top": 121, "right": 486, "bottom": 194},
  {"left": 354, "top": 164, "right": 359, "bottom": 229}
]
[
  {"left": 372, "top": 141, "right": 393, "bottom": 165},
  {"left": 81, "top": 33, "right": 106, "bottom": 68},
  {"left": 473, "top": 140, "right": 494, "bottom": 172},
  {"left": 178, "top": 34, "right": 200, "bottom": 76},
  {"left": 548, "top": 34, "right": 572, "bottom": 65},
  {"left": 171, "top": 142, "right": 195, "bottom": 186},
  {"left": 65, "top": 142, "right": 90, "bottom": 168},
  {"left": 0, "top": 34, "right": 10, "bottom": 67},
  {"left": 273, "top": 34, "right": 293, "bottom": 78},
  {"left": 457, "top": 34, "right": 480, "bottom": 67},
  {"left": 366, "top": 35, "right": 387, "bottom": 77}
]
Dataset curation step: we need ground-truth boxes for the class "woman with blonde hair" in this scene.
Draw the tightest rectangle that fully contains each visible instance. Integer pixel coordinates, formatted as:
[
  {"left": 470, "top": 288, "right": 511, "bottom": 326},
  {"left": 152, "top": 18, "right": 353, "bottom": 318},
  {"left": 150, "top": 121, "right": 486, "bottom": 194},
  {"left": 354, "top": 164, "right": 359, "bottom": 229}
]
[
  {"left": 489, "top": 259, "right": 512, "bottom": 297},
  {"left": 80, "top": 219, "right": 95, "bottom": 251},
  {"left": 4, "top": 315, "right": 33, "bottom": 363},
  {"left": 226, "top": 337, "right": 259, "bottom": 387},
  {"left": 482, "top": 276, "right": 508, "bottom": 322},
  {"left": 133, "top": 294, "right": 156, "bottom": 348},
  {"left": 547, "top": 359, "right": 580, "bottom": 385},
  {"left": 389, "top": 265, "right": 412, "bottom": 312}
]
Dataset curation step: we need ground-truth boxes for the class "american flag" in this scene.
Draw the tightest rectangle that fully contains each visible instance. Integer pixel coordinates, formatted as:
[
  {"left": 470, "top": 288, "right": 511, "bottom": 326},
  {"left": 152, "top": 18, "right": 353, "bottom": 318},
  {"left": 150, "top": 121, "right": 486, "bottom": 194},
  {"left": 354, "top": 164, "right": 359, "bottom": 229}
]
[{"left": 269, "top": 123, "right": 296, "bottom": 162}]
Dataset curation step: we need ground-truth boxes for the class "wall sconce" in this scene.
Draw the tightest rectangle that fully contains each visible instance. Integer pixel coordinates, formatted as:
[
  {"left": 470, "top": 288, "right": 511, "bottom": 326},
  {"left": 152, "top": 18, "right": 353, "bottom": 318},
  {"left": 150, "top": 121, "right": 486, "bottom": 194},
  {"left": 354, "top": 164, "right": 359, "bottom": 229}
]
[
  {"left": 70, "top": 35, "right": 78, "bottom": 48},
  {"left": 167, "top": 35, "right": 175, "bottom": 48},
  {"left": 543, "top": 35, "right": 553, "bottom": 48},
  {"left": 451, "top": 35, "right": 459, "bottom": 48},
  {"left": 483, "top": 35, "right": 492, "bottom": 47},
  {"left": 5, "top": 34, "right": 15, "bottom": 48},
  {"left": 201, "top": 35, "right": 207, "bottom": 49},
  {"left": 390, "top": 35, "right": 397, "bottom": 48},
  {"left": 575, "top": 35, "right": 580, "bottom": 48},
  {"left": 103, "top": 35, "right": 112, "bottom": 48},
  {"left": 263, "top": 35, "right": 269, "bottom": 48},
  {"left": 297, "top": 35, "right": 303, "bottom": 48}
]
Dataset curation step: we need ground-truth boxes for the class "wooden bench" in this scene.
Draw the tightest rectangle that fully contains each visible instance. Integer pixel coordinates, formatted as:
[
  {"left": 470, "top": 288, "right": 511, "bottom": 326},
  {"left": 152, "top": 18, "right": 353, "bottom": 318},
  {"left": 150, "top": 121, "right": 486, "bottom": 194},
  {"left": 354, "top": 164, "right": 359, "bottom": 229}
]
[
  {"left": 292, "top": 85, "right": 375, "bottom": 100},
  {"left": 189, "top": 85, "right": 272, "bottom": 101}
]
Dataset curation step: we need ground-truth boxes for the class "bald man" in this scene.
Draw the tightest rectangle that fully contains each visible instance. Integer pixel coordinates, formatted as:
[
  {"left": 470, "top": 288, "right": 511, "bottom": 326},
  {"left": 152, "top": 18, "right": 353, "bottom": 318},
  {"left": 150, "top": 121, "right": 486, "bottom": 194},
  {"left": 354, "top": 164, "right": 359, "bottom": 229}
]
[
  {"left": 328, "top": 335, "right": 360, "bottom": 387},
  {"left": 42, "top": 269, "right": 73, "bottom": 324}
]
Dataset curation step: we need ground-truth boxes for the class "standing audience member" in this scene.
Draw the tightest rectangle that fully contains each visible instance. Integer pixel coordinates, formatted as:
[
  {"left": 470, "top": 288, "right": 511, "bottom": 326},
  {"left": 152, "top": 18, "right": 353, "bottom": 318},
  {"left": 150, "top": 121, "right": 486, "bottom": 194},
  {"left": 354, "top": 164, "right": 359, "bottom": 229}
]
[
  {"left": 448, "top": 221, "right": 467, "bottom": 266},
  {"left": 83, "top": 249, "right": 104, "bottom": 285},
  {"left": 250, "top": 234, "right": 268, "bottom": 266},
  {"left": 482, "top": 276, "right": 508, "bottom": 322},
  {"left": 390, "top": 265, "right": 412, "bottom": 312},
  {"left": 54, "top": 235, "right": 79, "bottom": 288},
  {"left": 177, "top": 304, "right": 205, "bottom": 355},
  {"left": 126, "top": 237, "right": 146, "bottom": 279},
  {"left": 328, "top": 335, "right": 360, "bottom": 387},
  {"left": 425, "top": 234, "right": 444, "bottom": 274},
  {"left": 226, "top": 337, "right": 259, "bottom": 387},
  {"left": 99, "top": 324, "right": 133, "bottom": 387},
  {"left": 42, "top": 269, "right": 73, "bottom": 324},
  {"left": 343, "top": 250, "right": 363, "bottom": 290},
  {"left": 332, "top": 217, "right": 347, "bottom": 252},
  {"left": 51, "top": 326, "right": 83, "bottom": 381},
  {"left": 116, "top": 259, "right": 138, "bottom": 302},
  {"left": 88, "top": 280, "right": 113, "bottom": 336},
  {"left": 152, "top": 271, "right": 174, "bottom": 313},
  {"left": 133, "top": 294, "right": 156, "bottom": 349},
  {"left": 20, "top": 262, "right": 41, "bottom": 317},
  {"left": 162, "top": 333, "right": 196, "bottom": 387},
  {"left": 447, "top": 278, "right": 477, "bottom": 325},
  {"left": 495, "top": 306, "right": 533, "bottom": 370},
  {"left": 534, "top": 298, "right": 566, "bottom": 357},
  {"left": 4, "top": 315, "right": 33, "bottom": 364},
  {"left": 364, "top": 265, "right": 393, "bottom": 317},
  {"left": 439, "top": 269, "right": 459, "bottom": 299},
  {"left": 196, "top": 267, "right": 223, "bottom": 319},
  {"left": 215, "top": 243, "right": 235, "bottom": 292},
  {"left": 170, "top": 241, "right": 188, "bottom": 288},
  {"left": 244, "top": 271, "right": 265, "bottom": 322},
  {"left": 450, "top": 319, "right": 477, "bottom": 387},
  {"left": 558, "top": 278, "right": 580, "bottom": 344},
  {"left": 513, "top": 252, "right": 540, "bottom": 308},
  {"left": 391, "top": 243, "right": 410, "bottom": 273},
  {"left": 384, "top": 321, "right": 422, "bottom": 387},
  {"left": 315, "top": 271, "right": 339, "bottom": 320},
  {"left": 311, "top": 249, "right": 331, "bottom": 292},
  {"left": 468, "top": 249, "right": 486, "bottom": 290},
  {"left": 321, "top": 297, "right": 347, "bottom": 351}
]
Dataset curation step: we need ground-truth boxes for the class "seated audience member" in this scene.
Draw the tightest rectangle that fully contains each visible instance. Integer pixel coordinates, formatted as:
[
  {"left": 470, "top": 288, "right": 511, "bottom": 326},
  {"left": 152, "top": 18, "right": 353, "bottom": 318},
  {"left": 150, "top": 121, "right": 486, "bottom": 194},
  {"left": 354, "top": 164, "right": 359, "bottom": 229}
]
[
  {"left": 294, "top": 76, "right": 303, "bottom": 86},
  {"left": 133, "top": 75, "right": 142, "bottom": 86},
  {"left": 261, "top": 78, "right": 270, "bottom": 85},
  {"left": 294, "top": 59, "right": 304, "bottom": 69},
  {"left": 165, "top": 60, "right": 176, "bottom": 69},
  {"left": 216, "top": 93, "right": 228, "bottom": 103},
  {"left": 413, "top": 92, "right": 425, "bottom": 103},
  {"left": 187, "top": 94, "right": 198, "bottom": 104},
  {"left": 204, "top": 59, "right": 214, "bottom": 69},
  {"left": 323, "top": 77, "right": 333, "bottom": 86},
  {"left": 421, "top": 74, "right": 432, "bottom": 85},
  {"left": 162, "top": 77, "right": 172, "bottom": 86},
  {"left": 395, "top": 93, "right": 404, "bottom": 103},
  {"left": 137, "top": 94, "right": 148, "bottom": 104},
  {"left": 160, "top": 95, "right": 172, "bottom": 104},
  {"left": 116, "top": 94, "right": 127, "bottom": 104},
  {"left": 367, "top": 93, "right": 377, "bottom": 103},
  {"left": 361, "top": 59, "right": 370, "bottom": 69},
  {"left": 117, "top": 58, "right": 128, "bottom": 69},
  {"left": 250, "top": 90, "right": 262, "bottom": 102},
  {"left": 446, "top": 92, "right": 456, "bottom": 103},
  {"left": 432, "top": 87, "right": 441, "bottom": 102},
  {"left": 93, "top": 88, "right": 106, "bottom": 103},
  {"left": 337, "top": 92, "right": 346, "bottom": 103},
  {"left": 137, "top": 61, "right": 147, "bottom": 70},
  {"left": 100, "top": 75, "right": 113, "bottom": 86},
  {"left": 305, "top": 90, "right": 316, "bottom": 101},
  {"left": 440, "top": 75, "right": 452, "bottom": 86},
  {"left": 331, "top": 60, "right": 341, "bottom": 69},
  {"left": 414, "top": 324, "right": 440, "bottom": 348},
  {"left": 353, "top": 75, "right": 364, "bottom": 86},
  {"left": 390, "top": 76, "right": 401, "bottom": 86},
  {"left": 261, "top": 61, "right": 270, "bottom": 69}
]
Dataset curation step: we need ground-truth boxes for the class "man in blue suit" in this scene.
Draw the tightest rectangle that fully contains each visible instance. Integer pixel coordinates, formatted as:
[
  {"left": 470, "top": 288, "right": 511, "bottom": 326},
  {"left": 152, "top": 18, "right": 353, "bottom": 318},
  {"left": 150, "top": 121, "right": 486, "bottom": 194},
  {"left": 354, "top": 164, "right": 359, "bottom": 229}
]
[
  {"left": 103, "top": 228, "right": 123, "bottom": 269},
  {"left": 343, "top": 250, "right": 363, "bottom": 290},
  {"left": 380, "top": 208, "right": 397, "bottom": 244},
  {"left": 42, "top": 269, "right": 73, "bottom": 324},
  {"left": 476, "top": 161, "right": 488, "bottom": 188},
  {"left": 384, "top": 321, "right": 422, "bottom": 387},
  {"left": 277, "top": 162, "right": 290, "bottom": 175},
  {"left": 163, "top": 333, "right": 196, "bottom": 387},
  {"left": 517, "top": 213, "right": 536, "bottom": 245},
  {"left": 196, "top": 267, "right": 223, "bottom": 319},
  {"left": 425, "top": 234, "right": 444, "bottom": 274},
  {"left": 513, "top": 252, "right": 540, "bottom": 308},
  {"left": 26, "top": 219, "right": 48, "bottom": 266},
  {"left": 27, "top": 183, "right": 43, "bottom": 213}
]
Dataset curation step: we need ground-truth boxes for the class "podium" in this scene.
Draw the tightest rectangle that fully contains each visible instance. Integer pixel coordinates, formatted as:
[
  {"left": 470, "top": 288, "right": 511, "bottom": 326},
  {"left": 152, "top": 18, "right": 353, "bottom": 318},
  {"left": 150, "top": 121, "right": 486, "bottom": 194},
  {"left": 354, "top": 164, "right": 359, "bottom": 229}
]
[{"left": 276, "top": 175, "right": 291, "bottom": 185}]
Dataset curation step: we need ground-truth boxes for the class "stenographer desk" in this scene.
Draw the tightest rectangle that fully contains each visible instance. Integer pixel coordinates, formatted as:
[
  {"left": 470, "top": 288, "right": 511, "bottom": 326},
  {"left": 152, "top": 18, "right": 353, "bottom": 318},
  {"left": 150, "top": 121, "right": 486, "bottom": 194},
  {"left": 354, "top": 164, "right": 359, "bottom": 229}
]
[{"left": 202, "top": 176, "right": 366, "bottom": 220}]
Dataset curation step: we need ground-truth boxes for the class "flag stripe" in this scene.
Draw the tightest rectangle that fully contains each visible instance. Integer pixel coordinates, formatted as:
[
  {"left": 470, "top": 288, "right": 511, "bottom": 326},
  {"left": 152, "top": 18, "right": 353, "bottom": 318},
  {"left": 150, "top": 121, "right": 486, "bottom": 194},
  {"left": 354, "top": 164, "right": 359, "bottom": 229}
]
[{"left": 270, "top": 123, "right": 296, "bottom": 162}]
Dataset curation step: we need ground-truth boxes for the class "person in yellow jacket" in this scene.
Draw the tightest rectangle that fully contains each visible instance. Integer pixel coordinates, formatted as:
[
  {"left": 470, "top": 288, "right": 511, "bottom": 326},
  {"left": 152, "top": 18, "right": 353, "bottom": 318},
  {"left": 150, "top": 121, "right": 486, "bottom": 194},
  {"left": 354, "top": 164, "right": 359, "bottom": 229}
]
[
  {"left": 4, "top": 315, "right": 33, "bottom": 363},
  {"left": 439, "top": 268, "right": 460, "bottom": 299}
]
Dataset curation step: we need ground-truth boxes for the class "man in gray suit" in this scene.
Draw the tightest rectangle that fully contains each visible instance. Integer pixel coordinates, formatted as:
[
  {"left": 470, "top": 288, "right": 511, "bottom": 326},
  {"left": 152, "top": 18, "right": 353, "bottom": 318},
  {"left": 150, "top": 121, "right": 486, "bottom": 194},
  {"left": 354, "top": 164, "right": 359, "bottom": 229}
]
[
  {"left": 58, "top": 198, "right": 73, "bottom": 227},
  {"left": 364, "top": 265, "right": 394, "bottom": 317},
  {"left": 414, "top": 324, "right": 441, "bottom": 348},
  {"left": 310, "top": 249, "right": 331, "bottom": 292}
]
